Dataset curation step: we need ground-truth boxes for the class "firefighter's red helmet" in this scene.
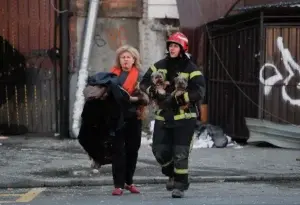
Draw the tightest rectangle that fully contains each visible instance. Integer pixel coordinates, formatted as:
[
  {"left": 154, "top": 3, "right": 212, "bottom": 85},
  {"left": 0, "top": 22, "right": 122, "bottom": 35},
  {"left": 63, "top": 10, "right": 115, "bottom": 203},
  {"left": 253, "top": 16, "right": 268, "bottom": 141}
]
[{"left": 167, "top": 32, "right": 189, "bottom": 52}]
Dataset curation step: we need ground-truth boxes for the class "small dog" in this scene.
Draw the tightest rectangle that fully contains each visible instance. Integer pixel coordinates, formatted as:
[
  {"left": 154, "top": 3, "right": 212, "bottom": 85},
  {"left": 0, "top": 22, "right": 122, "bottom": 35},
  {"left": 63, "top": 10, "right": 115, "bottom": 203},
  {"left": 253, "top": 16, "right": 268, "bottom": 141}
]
[
  {"left": 130, "top": 84, "right": 150, "bottom": 120},
  {"left": 173, "top": 75, "right": 188, "bottom": 96},
  {"left": 172, "top": 75, "right": 189, "bottom": 109},
  {"left": 151, "top": 71, "right": 165, "bottom": 85},
  {"left": 150, "top": 71, "right": 170, "bottom": 108},
  {"left": 151, "top": 71, "right": 170, "bottom": 95}
]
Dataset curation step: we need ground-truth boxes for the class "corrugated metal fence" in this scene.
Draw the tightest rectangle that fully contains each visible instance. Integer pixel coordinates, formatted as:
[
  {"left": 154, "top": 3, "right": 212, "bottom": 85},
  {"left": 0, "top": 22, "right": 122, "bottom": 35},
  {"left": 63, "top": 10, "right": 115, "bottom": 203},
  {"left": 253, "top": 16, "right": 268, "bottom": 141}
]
[
  {"left": 261, "top": 26, "right": 300, "bottom": 125},
  {"left": 206, "top": 13, "right": 260, "bottom": 140},
  {"left": 205, "top": 8, "right": 300, "bottom": 141}
]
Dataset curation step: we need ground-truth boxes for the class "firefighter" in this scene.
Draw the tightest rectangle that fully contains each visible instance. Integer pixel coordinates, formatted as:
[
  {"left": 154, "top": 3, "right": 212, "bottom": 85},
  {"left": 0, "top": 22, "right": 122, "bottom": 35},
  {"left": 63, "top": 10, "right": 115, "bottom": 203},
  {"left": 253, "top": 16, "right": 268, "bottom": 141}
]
[{"left": 140, "top": 32, "right": 206, "bottom": 198}]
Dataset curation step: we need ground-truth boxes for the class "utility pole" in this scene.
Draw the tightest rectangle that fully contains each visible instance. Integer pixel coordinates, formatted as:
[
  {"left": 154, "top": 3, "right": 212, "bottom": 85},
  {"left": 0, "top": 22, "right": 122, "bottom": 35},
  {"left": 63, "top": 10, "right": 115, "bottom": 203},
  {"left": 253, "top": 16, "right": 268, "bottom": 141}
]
[{"left": 59, "top": 0, "right": 70, "bottom": 138}]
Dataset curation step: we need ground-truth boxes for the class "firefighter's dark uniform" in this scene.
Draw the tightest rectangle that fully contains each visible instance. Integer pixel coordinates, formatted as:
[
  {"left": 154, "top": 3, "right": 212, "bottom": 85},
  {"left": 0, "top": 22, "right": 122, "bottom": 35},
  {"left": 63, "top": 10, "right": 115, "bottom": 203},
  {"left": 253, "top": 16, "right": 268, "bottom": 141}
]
[{"left": 140, "top": 55, "right": 206, "bottom": 191}]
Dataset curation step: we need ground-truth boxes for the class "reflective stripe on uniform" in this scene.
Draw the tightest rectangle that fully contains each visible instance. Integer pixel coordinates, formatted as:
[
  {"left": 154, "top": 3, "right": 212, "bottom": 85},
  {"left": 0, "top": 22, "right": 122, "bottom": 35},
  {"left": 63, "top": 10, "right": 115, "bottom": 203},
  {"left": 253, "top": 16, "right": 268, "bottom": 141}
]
[
  {"left": 155, "top": 109, "right": 162, "bottom": 115},
  {"left": 162, "top": 160, "right": 173, "bottom": 167},
  {"left": 178, "top": 71, "right": 202, "bottom": 80},
  {"left": 151, "top": 65, "right": 157, "bottom": 72},
  {"left": 155, "top": 112, "right": 197, "bottom": 121},
  {"left": 157, "top": 69, "right": 167, "bottom": 74},
  {"left": 179, "top": 72, "right": 189, "bottom": 79},
  {"left": 157, "top": 69, "right": 167, "bottom": 80},
  {"left": 174, "top": 168, "right": 188, "bottom": 174},
  {"left": 183, "top": 92, "right": 189, "bottom": 103},
  {"left": 151, "top": 66, "right": 168, "bottom": 80},
  {"left": 189, "top": 70, "right": 202, "bottom": 79},
  {"left": 150, "top": 66, "right": 167, "bottom": 75}
]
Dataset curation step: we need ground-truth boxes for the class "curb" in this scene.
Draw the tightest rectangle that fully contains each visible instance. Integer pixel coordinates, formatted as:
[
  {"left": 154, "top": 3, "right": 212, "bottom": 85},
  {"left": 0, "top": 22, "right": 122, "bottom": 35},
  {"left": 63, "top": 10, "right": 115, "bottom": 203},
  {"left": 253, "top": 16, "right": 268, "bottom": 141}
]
[{"left": 2, "top": 175, "right": 300, "bottom": 189}]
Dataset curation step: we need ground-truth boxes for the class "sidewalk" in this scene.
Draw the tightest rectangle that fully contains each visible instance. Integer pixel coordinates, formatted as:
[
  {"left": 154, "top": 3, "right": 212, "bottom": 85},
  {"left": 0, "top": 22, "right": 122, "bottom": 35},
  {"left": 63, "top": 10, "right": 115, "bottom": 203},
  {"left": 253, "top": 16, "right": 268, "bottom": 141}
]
[{"left": 0, "top": 136, "right": 299, "bottom": 188}]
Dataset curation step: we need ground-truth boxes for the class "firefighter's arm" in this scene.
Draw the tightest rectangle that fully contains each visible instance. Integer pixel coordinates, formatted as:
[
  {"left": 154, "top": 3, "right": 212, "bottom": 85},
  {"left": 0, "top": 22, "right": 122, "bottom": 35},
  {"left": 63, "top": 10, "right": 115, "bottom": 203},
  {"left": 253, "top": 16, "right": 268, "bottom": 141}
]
[
  {"left": 186, "top": 70, "right": 206, "bottom": 102},
  {"left": 176, "top": 70, "right": 206, "bottom": 105}
]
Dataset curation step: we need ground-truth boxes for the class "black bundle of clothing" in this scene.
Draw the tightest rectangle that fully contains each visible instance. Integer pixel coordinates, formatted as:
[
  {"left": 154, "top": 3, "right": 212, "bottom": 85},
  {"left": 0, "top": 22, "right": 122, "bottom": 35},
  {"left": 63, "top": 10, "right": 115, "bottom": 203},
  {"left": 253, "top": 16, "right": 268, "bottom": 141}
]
[{"left": 78, "top": 72, "right": 130, "bottom": 166}]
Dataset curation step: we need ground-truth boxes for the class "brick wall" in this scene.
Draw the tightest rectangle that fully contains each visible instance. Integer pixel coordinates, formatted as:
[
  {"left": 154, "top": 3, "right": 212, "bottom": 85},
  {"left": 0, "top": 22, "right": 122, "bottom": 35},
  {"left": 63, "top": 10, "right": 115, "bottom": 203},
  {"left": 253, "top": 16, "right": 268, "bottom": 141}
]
[{"left": 72, "top": 0, "right": 142, "bottom": 17}]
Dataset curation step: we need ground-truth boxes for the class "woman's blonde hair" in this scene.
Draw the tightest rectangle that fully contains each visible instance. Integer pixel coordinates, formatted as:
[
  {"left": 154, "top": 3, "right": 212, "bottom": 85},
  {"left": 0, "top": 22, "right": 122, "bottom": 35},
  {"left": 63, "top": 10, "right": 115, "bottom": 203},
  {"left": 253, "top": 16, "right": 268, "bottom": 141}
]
[{"left": 115, "top": 45, "right": 141, "bottom": 70}]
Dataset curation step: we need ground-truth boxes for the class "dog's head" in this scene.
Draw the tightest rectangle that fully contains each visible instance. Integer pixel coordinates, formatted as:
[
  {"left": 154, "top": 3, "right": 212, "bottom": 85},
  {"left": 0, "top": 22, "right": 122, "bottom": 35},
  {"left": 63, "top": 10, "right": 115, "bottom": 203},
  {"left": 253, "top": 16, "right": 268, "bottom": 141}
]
[
  {"left": 151, "top": 71, "right": 165, "bottom": 86},
  {"left": 174, "top": 75, "right": 188, "bottom": 90}
]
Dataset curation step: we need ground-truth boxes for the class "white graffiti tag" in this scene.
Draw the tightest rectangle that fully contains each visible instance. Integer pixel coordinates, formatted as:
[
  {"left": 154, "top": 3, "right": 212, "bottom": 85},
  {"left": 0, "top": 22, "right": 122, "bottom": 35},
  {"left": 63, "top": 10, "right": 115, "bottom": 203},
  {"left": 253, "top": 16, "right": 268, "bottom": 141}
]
[{"left": 259, "top": 37, "right": 300, "bottom": 106}]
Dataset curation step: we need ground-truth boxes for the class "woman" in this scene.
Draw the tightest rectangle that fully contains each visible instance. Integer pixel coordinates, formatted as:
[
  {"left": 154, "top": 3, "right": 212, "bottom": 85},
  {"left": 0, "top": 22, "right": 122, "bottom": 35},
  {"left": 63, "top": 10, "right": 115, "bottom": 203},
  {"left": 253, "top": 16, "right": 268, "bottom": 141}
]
[{"left": 109, "top": 45, "right": 148, "bottom": 196}]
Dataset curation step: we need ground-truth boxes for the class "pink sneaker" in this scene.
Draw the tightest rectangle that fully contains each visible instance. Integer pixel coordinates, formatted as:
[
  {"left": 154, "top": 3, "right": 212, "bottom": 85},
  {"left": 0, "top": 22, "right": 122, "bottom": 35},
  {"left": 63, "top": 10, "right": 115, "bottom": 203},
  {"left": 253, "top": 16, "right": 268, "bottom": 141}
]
[
  {"left": 125, "top": 184, "right": 140, "bottom": 194},
  {"left": 112, "top": 188, "right": 123, "bottom": 196}
]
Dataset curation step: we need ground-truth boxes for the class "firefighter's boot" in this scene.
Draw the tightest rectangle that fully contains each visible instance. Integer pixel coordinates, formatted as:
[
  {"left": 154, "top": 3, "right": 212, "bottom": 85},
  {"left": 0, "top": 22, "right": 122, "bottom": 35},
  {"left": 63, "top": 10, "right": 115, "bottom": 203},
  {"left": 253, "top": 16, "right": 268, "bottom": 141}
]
[
  {"left": 172, "top": 189, "right": 184, "bottom": 198},
  {"left": 166, "top": 177, "right": 174, "bottom": 191}
]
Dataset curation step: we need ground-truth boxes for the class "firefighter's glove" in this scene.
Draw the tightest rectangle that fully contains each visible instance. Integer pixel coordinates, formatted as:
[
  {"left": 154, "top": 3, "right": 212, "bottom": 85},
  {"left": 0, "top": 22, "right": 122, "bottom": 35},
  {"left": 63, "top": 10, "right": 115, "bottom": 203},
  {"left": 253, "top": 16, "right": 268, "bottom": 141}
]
[{"left": 174, "top": 92, "right": 190, "bottom": 106}]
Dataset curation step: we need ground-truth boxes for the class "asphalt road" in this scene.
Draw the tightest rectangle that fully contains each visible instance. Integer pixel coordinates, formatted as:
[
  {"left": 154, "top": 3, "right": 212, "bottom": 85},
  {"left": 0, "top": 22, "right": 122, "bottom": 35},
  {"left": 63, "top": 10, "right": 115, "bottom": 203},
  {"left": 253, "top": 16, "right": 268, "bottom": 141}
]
[{"left": 1, "top": 182, "right": 300, "bottom": 205}]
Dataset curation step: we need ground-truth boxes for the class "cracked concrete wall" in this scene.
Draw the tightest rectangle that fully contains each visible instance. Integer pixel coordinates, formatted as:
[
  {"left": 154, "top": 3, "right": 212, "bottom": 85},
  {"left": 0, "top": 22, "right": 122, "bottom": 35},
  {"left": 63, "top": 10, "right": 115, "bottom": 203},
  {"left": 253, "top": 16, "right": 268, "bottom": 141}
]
[
  {"left": 76, "top": 17, "right": 140, "bottom": 75},
  {"left": 72, "top": 0, "right": 176, "bottom": 75},
  {"left": 138, "top": 19, "right": 167, "bottom": 72},
  {"left": 138, "top": 0, "right": 170, "bottom": 73},
  {"left": 73, "top": 0, "right": 142, "bottom": 75}
]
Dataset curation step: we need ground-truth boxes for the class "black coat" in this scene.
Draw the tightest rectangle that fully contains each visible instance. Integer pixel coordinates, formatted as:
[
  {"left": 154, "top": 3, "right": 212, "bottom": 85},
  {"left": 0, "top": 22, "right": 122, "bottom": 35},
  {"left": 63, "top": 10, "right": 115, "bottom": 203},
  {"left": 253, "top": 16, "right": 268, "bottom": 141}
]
[{"left": 78, "top": 72, "right": 130, "bottom": 165}]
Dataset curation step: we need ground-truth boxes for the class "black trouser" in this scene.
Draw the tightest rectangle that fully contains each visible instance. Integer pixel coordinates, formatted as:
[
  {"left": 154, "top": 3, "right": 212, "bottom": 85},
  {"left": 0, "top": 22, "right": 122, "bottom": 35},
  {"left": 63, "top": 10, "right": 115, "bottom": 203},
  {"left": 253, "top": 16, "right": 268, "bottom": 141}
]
[
  {"left": 152, "top": 119, "right": 196, "bottom": 191},
  {"left": 112, "top": 117, "right": 142, "bottom": 188}
]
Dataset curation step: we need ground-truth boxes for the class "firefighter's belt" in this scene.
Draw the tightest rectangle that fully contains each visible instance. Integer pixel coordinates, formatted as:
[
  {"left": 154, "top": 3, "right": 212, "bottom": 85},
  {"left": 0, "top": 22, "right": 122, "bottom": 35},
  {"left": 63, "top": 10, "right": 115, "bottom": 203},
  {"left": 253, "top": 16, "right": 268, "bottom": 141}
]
[{"left": 155, "top": 112, "right": 197, "bottom": 121}]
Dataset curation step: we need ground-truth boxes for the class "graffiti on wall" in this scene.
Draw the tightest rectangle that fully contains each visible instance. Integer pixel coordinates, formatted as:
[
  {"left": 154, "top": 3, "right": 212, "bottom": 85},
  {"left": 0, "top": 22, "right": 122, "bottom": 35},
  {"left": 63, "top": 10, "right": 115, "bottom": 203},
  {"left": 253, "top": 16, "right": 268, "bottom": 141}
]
[
  {"left": 94, "top": 24, "right": 128, "bottom": 50},
  {"left": 259, "top": 37, "right": 300, "bottom": 106},
  {"left": 105, "top": 26, "right": 128, "bottom": 50}
]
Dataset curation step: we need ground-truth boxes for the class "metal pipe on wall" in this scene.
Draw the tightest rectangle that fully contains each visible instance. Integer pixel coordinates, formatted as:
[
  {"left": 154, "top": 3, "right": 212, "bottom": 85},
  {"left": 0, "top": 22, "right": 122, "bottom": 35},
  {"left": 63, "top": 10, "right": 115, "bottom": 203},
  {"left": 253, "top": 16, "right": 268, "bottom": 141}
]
[
  {"left": 53, "top": 0, "right": 59, "bottom": 133},
  {"left": 71, "top": 0, "right": 100, "bottom": 138},
  {"left": 59, "top": 0, "right": 70, "bottom": 138},
  {"left": 258, "top": 11, "right": 264, "bottom": 120}
]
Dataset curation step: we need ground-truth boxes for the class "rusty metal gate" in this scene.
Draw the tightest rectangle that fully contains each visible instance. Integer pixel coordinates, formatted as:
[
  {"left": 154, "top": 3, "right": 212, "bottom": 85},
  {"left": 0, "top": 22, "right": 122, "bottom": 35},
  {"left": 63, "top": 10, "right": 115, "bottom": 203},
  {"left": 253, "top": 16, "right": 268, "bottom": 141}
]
[
  {"left": 0, "top": 0, "right": 58, "bottom": 134},
  {"left": 205, "top": 13, "right": 261, "bottom": 141},
  {"left": 205, "top": 7, "right": 300, "bottom": 141}
]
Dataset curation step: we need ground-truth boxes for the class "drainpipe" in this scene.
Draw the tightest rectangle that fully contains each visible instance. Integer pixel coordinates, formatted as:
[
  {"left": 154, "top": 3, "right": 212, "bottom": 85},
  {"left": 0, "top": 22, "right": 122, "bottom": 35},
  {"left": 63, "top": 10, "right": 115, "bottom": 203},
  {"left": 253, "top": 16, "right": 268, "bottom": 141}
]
[
  {"left": 258, "top": 11, "right": 265, "bottom": 119},
  {"left": 59, "top": 0, "right": 70, "bottom": 138},
  {"left": 71, "top": 0, "right": 100, "bottom": 138}
]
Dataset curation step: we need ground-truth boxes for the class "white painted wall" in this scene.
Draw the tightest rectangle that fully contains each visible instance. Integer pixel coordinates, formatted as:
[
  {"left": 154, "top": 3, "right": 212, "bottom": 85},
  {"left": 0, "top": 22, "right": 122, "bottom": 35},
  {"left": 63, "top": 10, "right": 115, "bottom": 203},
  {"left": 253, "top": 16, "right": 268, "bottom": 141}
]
[
  {"left": 138, "top": 0, "right": 170, "bottom": 74},
  {"left": 148, "top": 0, "right": 179, "bottom": 19}
]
